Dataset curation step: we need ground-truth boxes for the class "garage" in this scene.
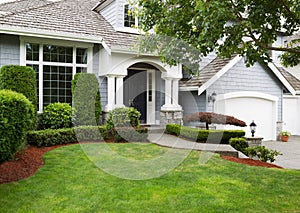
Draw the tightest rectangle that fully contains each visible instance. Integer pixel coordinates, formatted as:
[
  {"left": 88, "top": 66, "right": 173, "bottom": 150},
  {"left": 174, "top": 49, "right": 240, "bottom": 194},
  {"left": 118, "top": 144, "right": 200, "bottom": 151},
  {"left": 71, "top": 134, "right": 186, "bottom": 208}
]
[{"left": 215, "top": 92, "right": 278, "bottom": 141}]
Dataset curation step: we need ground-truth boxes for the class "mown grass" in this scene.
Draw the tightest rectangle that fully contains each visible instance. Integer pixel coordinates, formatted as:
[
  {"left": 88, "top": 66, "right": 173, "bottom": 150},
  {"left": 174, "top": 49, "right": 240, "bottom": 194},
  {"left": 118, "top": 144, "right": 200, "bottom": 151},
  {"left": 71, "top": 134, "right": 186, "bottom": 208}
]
[{"left": 0, "top": 143, "right": 299, "bottom": 212}]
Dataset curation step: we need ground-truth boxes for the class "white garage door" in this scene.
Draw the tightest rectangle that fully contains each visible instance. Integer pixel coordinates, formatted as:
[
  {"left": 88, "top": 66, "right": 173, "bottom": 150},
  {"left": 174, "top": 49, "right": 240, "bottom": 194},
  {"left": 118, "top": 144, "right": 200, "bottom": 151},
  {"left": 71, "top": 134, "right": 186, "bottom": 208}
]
[{"left": 215, "top": 94, "right": 277, "bottom": 141}]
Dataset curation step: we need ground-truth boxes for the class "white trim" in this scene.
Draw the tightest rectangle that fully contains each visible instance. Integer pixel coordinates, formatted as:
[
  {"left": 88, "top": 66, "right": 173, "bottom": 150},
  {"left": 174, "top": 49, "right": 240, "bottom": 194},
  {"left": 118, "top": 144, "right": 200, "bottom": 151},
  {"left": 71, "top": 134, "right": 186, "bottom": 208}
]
[
  {"left": 115, "top": 27, "right": 140, "bottom": 35},
  {"left": 268, "top": 63, "right": 296, "bottom": 96},
  {"left": 198, "top": 55, "right": 243, "bottom": 95},
  {"left": 92, "top": 0, "right": 114, "bottom": 12},
  {"left": 0, "top": 26, "right": 102, "bottom": 44},
  {"left": 147, "top": 70, "right": 156, "bottom": 124},
  {"left": 179, "top": 86, "right": 198, "bottom": 91}
]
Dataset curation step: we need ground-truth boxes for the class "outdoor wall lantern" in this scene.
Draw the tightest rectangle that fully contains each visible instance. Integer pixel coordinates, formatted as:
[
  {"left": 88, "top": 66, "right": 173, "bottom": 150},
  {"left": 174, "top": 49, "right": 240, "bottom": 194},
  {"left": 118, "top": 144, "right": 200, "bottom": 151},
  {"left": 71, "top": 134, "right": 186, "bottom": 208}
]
[
  {"left": 208, "top": 91, "right": 217, "bottom": 103},
  {"left": 250, "top": 120, "right": 257, "bottom": 137}
]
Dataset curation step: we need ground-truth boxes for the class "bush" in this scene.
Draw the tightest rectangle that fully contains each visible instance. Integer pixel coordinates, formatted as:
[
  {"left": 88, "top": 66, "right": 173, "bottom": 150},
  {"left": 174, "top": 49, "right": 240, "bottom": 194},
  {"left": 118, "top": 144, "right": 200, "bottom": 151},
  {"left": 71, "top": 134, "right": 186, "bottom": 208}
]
[
  {"left": 41, "top": 103, "right": 73, "bottom": 129},
  {"left": 72, "top": 73, "right": 102, "bottom": 126},
  {"left": 166, "top": 124, "right": 181, "bottom": 136},
  {"left": 27, "top": 128, "right": 76, "bottom": 147},
  {"left": 166, "top": 124, "right": 245, "bottom": 144},
  {"left": 106, "top": 107, "right": 141, "bottom": 130},
  {"left": 74, "top": 126, "right": 107, "bottom": 141},
  {"left": 245, "top": 146, "right": 282, "bottom": 162},
  {"left": 0, "top": 65, "right": 37, "bottom": 129},
  {"left": 0, "top": 90, "right": 35, "bottom": 162},
  {"left": 111, "top": 127, "right": 148, "bottom": 142},
  {"left": 229, "top": 138, "right": 248, "bottom": 154}
]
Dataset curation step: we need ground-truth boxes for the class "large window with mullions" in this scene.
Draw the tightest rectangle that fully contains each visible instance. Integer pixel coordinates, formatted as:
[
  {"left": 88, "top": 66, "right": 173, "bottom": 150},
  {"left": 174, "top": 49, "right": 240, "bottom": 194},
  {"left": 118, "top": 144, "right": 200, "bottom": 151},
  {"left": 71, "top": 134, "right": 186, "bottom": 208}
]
[{"left": 24, "top": 40, "right": 92, "bottom": 112}]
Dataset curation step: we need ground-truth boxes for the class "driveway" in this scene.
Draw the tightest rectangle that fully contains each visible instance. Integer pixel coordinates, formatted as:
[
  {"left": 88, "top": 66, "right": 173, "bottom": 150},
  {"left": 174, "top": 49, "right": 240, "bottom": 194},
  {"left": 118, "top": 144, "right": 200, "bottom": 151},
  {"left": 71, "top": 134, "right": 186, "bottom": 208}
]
[{"left": 262, "top": 136, "right": 300, "bottom": 169}]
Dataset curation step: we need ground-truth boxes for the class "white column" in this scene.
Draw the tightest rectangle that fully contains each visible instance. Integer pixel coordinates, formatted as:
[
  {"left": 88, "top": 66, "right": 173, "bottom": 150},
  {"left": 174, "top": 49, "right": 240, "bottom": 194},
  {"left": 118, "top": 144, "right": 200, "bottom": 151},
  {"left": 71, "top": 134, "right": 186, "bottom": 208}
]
[
  {"left": 172, "top": 79, "right": 179, "bottom": 106},
  {"left": 115, "top": 75, "right": 125, "bottom": 108},
  {"left": 161, "top": 77, "right": 182, "bottom": 111},
  {"left": 104, "top": 75, "right": 116, "bottom": 112}
]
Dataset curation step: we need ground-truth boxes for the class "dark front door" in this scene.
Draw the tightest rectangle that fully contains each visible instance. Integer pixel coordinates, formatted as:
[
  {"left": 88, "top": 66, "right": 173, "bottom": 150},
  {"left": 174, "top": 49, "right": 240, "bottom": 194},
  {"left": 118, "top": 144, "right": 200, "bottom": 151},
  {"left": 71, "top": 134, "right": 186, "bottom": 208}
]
[{"left": 124, "top": 69, "right": 147, "bottom": 124}]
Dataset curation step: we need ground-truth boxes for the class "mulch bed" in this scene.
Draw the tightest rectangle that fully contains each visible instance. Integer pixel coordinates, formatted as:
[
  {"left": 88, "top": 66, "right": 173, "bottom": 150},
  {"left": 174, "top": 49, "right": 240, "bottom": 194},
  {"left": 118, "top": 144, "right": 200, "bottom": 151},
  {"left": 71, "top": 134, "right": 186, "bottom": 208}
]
[
  {"left": 221, "top": 155, "right": 283, "bottom": 169},
  {"left": 1, "top": 144, "right": 282, "bottom": 185}
]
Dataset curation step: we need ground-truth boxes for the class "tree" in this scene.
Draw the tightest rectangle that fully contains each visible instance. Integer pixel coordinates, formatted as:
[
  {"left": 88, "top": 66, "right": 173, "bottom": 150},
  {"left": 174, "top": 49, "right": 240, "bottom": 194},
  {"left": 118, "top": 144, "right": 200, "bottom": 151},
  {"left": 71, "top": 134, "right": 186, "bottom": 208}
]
[
  {"left": 183, "top": 112, "right": 247, "bottom": 130},
  {"left": 136, "top": 0, "right": 300, "bottom": 74}
]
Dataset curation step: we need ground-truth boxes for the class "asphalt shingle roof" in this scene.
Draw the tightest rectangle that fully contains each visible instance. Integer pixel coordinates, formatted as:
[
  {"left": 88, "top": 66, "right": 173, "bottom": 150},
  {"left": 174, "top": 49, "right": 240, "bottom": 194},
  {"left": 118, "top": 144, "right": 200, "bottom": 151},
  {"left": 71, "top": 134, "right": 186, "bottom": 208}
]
[
  {"left": 180, "top": 56, "right": 233, "bottom": 88},
  {"left": 277, "top": 67, "right": 300, "bottom": 91},
  {"left": 0, "top": 0, "right": 138, "bottom": 48}
]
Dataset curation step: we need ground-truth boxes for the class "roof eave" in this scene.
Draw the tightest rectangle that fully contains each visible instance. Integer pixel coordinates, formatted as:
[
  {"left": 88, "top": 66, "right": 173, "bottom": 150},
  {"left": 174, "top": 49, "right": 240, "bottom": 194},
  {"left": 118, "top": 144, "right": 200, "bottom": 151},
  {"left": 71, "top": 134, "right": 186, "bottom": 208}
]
[
  {"left": 0, "top": 25, "right": 103, "bottom": 44},
  {"left": 268, "top": 63, "right": 296, "bottom": 96},
  {"left": 92, "top": 0, "right": 114, "bottom": 12}
]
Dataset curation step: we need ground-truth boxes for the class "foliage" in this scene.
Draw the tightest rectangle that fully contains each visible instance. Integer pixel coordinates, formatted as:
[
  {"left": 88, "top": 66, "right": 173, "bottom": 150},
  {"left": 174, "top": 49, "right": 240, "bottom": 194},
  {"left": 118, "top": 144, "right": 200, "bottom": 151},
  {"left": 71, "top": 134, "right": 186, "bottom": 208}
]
[
  {"left": 184, "top": 112, "right": 247, "bottom": 130},
  {"left": 1, "top": 144, "right": 299, "bottom": 212},
  {"left": 166, "top": 124, "right": 245, "bottom": 144},
  {"left": 0, "top": 65, "right": 37, "bottom": 129},
  {"left": 72, "top": 73, "right": 102, "bottom": 126},
  {"left": 0, "top": 90, "right": 35, "bottom": 162},
  {"left": 229, "top": 137, "right": 248, "bottom": 154},
  {"left": 74, "top": 126, "right": 107, "bottom": 142},
  {"left": 245, "top": 146, "right": 282, "bottom": 162},
  {"left": 136, "top": 0, "right": 300, "bottom": 73},
  {"left": 106, "top": 107, "right": 141, "bottom": 130},
  {"left": 110, "top": 127, "right": 148, "bottom": 142},
  {"left": 41, "top": 103, "right": 73, "bottom": 129},
  {"left": 166, "top": 124, "right": 182, "bottom": 136},
  {"left": 27, "top": 128, "right": 77, "bottom": 147},
  {"left": 279, "top": 131, "right": 291, "bottom": 136}
]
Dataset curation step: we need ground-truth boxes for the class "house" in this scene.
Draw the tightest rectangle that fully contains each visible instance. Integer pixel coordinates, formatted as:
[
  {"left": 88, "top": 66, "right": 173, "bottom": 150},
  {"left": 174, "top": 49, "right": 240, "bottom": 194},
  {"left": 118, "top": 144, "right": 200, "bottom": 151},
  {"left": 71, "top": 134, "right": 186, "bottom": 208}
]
[{"left": 0, "top": 0, "right": 299, "bottom": 140}]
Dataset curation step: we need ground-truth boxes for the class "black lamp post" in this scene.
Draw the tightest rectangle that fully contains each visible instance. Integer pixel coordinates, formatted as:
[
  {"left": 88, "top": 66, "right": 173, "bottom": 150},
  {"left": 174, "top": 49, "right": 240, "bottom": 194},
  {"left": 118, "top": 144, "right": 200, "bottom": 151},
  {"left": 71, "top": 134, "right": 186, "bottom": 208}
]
[
  {"left": 250, "top": 120, "right": 257, "bottom": 137},
  {"left": 208, "top": 92, "right": 217, "bottom": 112}
]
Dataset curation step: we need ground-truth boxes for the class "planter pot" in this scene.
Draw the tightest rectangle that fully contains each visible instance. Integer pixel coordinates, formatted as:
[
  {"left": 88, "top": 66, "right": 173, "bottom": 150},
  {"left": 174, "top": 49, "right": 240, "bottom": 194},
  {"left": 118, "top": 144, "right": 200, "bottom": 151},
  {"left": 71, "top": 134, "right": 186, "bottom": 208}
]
[{"left": 281, "top": 135, "right": 289, "bottom": 142}]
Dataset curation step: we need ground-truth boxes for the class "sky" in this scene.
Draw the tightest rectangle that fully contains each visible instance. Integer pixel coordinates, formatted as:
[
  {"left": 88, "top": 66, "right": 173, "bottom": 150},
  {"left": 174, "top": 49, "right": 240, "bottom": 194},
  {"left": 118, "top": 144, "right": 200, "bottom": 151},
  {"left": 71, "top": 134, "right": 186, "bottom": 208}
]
[{"left": 0, "top": 0, "right": 17, "bottom": 3}]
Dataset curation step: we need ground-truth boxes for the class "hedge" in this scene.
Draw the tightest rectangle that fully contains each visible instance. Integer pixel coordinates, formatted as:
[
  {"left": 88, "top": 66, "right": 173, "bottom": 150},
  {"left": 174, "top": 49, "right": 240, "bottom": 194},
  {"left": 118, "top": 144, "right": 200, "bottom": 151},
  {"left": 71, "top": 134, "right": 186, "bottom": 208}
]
[
  {"left": 166, "top": 124, "right": 245, "bottom": 144},
  {"left": 27, "top": 125, "right": 148, "bottom": 146},
  {"left": 0, "top": 65, "right": 37, "bottom": 129},
  {"left": 106, "top": 107, "right": 141, "bottom": 130},
  {"left": 72, "top": 73, "right": 102, "bottom": 126},
  {"left": 0, "top": 90, "right": 35, "bottom": 162},
  {"left": 229, "top": 138, "right": 248, "bottom": 154}
]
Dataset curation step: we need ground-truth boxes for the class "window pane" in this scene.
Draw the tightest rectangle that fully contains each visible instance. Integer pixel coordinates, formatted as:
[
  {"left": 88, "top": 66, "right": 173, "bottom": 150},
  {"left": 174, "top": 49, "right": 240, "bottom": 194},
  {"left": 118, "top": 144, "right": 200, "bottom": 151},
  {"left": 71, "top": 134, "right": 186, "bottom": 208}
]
[
  {"left": 43, "top": 45, "right": 73, "bottom": 63},
  {"left": 43, "top": 65, "right": 73, "bottom": 107},
  {"left": 26, "top": 43, "right": 39, "bottom": 61},
  {"left": 124, "top": 4, "right": 136, "bottom": 28},
  {"left": 76, "top": 48, "right": 88, "bottom": 64},
  {"left": 76, "top": 67, "right": 87, "bottom": 73}
]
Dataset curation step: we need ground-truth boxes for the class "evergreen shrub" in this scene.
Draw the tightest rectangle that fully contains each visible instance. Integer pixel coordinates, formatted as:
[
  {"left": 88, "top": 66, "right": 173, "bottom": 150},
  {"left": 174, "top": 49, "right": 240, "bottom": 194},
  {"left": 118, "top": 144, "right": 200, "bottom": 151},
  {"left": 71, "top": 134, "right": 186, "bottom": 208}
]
[
  {"left": 72, "top": 73, "right": 102, "bottom": 126},
  {"left": 0, "top": 90, "right": 35, "bottom": 162},
  {"left": 41, "top": 103, "right": 73, "bottom": 129}
]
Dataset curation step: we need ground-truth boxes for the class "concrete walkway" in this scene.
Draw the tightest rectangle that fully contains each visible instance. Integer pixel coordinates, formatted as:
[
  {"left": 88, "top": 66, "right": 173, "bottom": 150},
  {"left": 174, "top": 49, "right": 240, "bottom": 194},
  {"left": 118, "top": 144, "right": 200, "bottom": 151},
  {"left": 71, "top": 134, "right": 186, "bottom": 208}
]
[
  {"left": 262, "top": 136, "right": 300, "bottom": 170},
  {"left": 148, "top": 133, "right": 239, "bottom": 157}
]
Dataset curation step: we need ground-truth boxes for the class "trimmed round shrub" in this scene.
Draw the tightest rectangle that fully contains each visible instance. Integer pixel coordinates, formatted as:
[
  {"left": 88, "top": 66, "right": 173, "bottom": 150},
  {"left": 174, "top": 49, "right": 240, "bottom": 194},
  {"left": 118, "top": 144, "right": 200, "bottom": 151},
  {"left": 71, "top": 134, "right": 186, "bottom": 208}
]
[
  {"left": 0, "top": 90, "right": 35, "bottom": 162},
  {"left": 72, "top": 73, "right": 102, "bottom": 126},
  {"left": 106, "top": 107, "right": 141, "bottom": 130},
  {"left": 41, "top": 103, "right": 73, "bottom": 129},
  {"left": 0, "top": 65, "right": 37, "bottom": 110},
  {"left": 229, "top": 137, "right": 249, "bottom": 154}
]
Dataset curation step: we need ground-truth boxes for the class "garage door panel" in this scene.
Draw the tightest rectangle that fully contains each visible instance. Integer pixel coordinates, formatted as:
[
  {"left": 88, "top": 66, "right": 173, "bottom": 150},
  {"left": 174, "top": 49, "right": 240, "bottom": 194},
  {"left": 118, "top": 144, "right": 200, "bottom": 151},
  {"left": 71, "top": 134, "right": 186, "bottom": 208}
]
[{"left": 215, "top": 97, "right": 274, "bottom": 141}]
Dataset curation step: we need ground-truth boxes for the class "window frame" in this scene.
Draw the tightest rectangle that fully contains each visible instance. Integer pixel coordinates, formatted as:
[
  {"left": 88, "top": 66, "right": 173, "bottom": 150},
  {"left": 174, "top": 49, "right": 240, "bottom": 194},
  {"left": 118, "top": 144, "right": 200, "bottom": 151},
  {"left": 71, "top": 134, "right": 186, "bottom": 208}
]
[
  {"left": 123, "top": 3, "right": 138, "bottom": 29},
  {"left": 20, "top": 37, "right": 93, "bottom": 112}
]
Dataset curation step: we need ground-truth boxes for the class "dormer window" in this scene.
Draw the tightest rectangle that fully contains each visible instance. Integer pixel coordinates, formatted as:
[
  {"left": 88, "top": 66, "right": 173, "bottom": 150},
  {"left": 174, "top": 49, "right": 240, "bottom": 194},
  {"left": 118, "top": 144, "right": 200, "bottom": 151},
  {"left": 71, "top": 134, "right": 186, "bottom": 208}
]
[{"left": 124, "top": 4, "right": 138, "bottom": 28}]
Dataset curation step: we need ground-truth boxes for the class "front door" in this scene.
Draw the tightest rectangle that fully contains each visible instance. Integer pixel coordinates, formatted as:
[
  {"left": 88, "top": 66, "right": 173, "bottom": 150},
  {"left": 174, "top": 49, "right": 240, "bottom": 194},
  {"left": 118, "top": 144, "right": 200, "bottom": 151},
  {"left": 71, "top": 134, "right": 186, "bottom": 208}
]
[
  {"left": 124, "top": 69, "right": 156, "bottom": 124},
  {"left": 124, "top": 69, "right": 147, "bottom": 124}
]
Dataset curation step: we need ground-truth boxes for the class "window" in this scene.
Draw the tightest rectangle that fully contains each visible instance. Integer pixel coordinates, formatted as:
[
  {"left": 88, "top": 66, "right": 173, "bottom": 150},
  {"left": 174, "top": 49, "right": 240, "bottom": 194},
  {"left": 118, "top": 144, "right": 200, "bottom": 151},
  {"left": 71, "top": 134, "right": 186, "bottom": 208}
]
[
  {"left": 124, "top": 4, "right": 138, "bottom": 28},
  {"left": 25, "top": 42, "right": 90, "bottom": 112}
]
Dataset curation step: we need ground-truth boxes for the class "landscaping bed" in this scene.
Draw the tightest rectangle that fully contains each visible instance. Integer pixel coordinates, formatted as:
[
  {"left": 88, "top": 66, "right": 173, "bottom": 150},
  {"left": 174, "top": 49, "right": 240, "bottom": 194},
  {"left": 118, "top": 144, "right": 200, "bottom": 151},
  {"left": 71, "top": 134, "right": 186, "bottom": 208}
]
[{"left": 1, "top": 143, "right": 282, "bottom": 184}]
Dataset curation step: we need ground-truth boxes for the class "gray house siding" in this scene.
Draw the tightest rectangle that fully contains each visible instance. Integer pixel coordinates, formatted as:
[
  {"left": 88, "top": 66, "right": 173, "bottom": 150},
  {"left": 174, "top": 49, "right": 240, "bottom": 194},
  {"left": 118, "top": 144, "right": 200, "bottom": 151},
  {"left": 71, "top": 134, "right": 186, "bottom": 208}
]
[
  {"left": 100, "top": 1, "right": 117, "bottom": 27},
  {"left": 99, "top": 77, "right": 108, "bottom": 107},
  {"left": 0, "top": 34, "right": 20, "bottom": 68},
  {"left": 206, "top": 60, "right": 283, "bottom": 120},
  {"left": 179, "top": 91, "right": 206, "bottom": 115}
]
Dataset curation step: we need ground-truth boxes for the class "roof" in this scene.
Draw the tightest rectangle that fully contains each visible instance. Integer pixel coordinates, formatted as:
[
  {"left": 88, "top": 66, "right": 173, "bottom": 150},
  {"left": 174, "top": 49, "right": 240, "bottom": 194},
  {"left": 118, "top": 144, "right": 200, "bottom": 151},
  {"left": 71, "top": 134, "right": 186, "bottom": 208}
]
[
  {"left": 277, "top": 67, "right": 300, "bottom": 92},
  {"left": 180, "top": 55, "right": 297, "bottom": 96},
  {"left": 0, "top": 0, "right": 138, "bottom": 49},
  {"left": 180, "top": 56, "right": 234, "bottom": 88}
]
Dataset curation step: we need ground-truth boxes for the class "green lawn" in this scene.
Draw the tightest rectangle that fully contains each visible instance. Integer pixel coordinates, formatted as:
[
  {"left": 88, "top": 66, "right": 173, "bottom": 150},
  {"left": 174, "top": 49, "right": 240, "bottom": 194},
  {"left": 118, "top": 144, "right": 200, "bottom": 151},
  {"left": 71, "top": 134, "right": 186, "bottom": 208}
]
[{"left": 0, "top": 143, "right": 299, "bottom": 212}]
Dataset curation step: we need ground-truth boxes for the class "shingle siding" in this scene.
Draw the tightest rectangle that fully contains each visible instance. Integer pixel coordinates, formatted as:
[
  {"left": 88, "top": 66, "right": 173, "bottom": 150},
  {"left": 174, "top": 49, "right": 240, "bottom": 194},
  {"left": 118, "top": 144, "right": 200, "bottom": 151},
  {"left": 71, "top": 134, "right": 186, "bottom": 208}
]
[
  {"left": 179, "top": 91, "right": 206, "bottom": 115},
  {"left": 207, "top": 60, "right": 283, "bottom": 120},
  {"left": 100, "top": 0, "right": 117, "bottom": 27},
  {"left": 0, "top": 34, "right": 20, "bottom": 68}
]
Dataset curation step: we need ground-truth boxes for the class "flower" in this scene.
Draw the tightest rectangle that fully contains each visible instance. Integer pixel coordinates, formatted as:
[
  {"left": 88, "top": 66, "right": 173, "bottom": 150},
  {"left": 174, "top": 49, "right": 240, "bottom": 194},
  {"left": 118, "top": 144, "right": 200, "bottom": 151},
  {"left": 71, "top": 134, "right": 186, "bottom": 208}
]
[{"left": 280, "top": 131, "right": 291, "bottom": 136}]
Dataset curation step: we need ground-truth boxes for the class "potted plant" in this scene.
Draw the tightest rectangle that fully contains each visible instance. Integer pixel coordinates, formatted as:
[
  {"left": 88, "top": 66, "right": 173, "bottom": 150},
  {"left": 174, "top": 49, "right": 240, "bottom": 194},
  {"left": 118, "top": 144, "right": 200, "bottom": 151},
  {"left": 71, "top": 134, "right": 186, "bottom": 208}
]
[{"left": 280, "top": 131, "right": 291, "bottom": 142}]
